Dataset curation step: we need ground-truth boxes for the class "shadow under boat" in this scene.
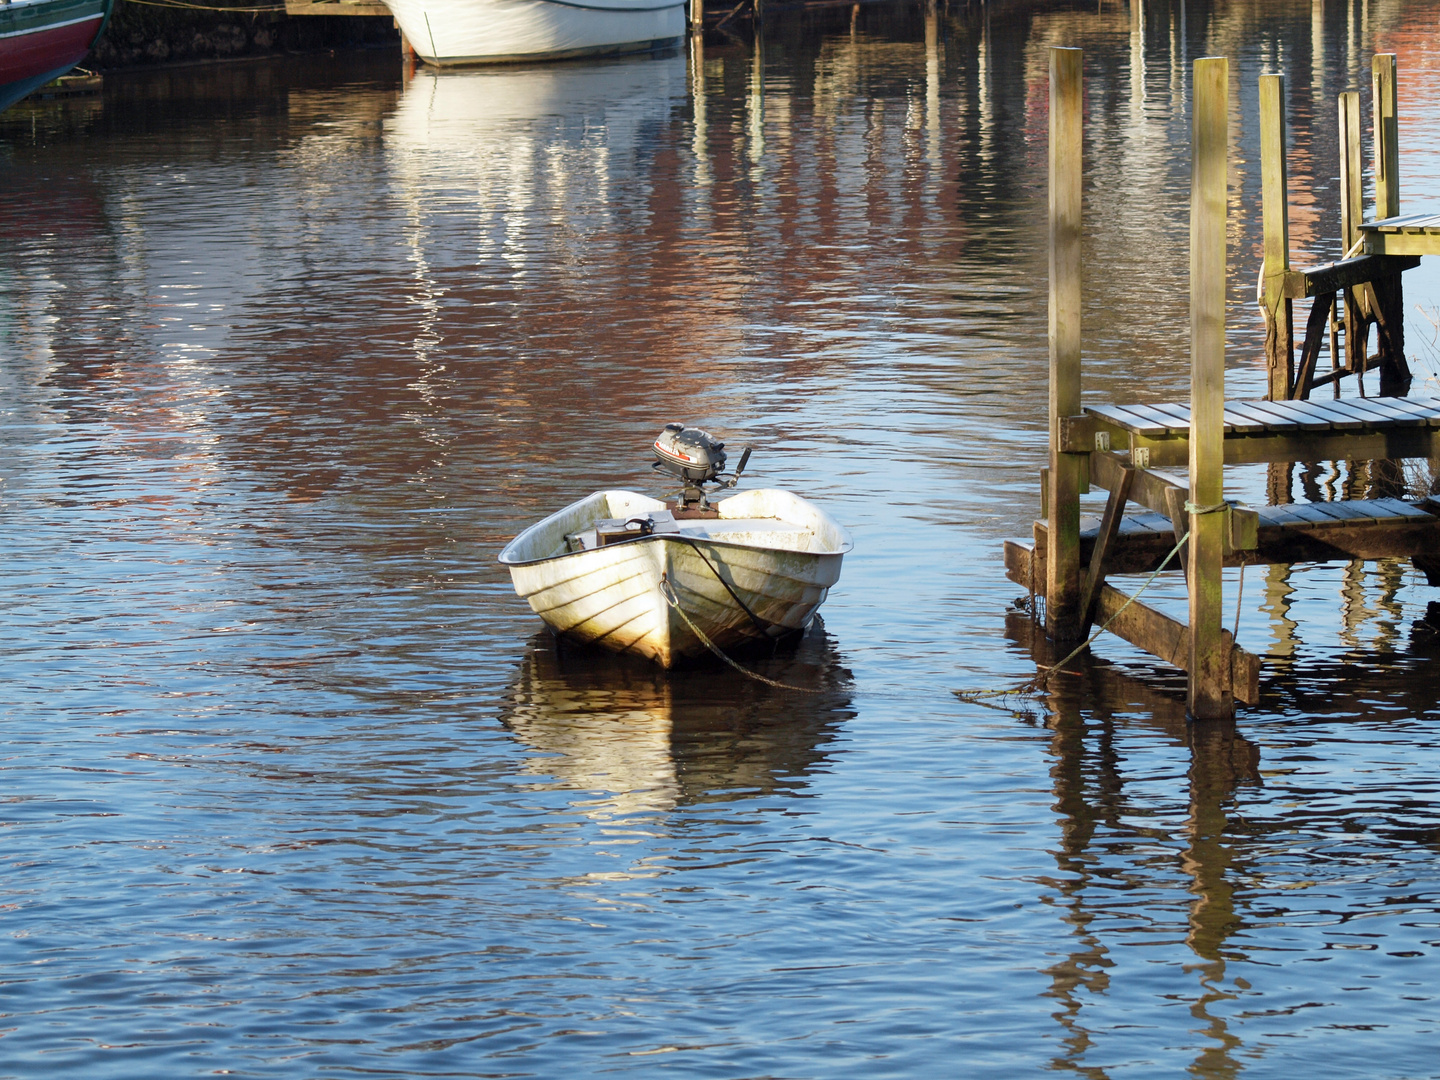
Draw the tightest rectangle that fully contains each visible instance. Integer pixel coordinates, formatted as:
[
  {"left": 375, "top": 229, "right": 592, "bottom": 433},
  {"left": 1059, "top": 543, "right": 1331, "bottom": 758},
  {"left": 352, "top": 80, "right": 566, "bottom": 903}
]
[{"left": 499, "top": 620, "right": 854, "bottom": 814}]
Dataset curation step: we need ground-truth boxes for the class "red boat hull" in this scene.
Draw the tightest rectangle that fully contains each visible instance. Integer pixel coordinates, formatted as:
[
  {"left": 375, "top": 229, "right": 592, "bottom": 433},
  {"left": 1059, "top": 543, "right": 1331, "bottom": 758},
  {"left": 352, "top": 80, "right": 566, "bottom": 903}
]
[{"left": 1, "top": 0, "right": 112, "bottom": 111}]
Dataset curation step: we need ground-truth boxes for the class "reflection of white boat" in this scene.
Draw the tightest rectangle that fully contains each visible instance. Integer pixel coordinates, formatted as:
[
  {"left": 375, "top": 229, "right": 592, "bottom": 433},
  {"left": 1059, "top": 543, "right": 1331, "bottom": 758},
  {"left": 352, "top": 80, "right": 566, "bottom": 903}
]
[
  {"left": 383, "top": 51, "right": 687, "bottom": 271},
  {"left": 502, "top": 627, "right": 853, "bottom": 815},
  {"left": 384, "top": 0, "right": 685, "bottom": 66},
  {"left": 499, "top": 488, "right": 853, "bottom": 667}
]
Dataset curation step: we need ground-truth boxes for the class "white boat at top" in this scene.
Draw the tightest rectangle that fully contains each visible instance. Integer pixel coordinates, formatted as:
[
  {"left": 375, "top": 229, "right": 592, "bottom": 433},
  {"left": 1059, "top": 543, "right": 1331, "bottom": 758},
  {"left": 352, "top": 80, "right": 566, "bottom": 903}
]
[
  {"left": 385, "top": 0, "right": 686, "bottom": 66},
  {"left": 499, "top": 426, "right": 853, "bottom": 668}
]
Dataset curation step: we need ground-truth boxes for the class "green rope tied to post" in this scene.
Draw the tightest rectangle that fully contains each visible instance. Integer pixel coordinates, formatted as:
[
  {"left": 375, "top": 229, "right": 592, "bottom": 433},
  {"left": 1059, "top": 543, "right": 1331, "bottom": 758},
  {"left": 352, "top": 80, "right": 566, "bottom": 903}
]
[{"left": 1184, "top": 500, "right": 1230, "bottom": 516}]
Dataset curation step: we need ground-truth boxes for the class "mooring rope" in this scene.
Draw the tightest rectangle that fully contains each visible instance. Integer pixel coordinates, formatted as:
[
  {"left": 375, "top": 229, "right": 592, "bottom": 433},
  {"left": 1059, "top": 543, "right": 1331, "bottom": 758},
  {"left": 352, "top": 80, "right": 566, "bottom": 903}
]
[
  {"left": 664, "top": 533, "right": 771, "bottom": 636},
  {"left": 658, "top": 574, "right": 822, "bottom": 693},
  {"left": 957, "top": 499, "right": 1247, "bottom": 707},
  {"left": 956, "top": 526, "right": 1200, "bottom": 709}
]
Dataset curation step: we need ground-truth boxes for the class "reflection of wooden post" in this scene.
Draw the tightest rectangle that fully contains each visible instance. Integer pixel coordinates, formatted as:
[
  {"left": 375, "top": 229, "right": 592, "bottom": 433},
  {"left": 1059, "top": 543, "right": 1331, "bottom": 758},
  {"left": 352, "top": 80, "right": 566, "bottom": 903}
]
[
  {"left": 1259, "top": 74, "right": 1292, "bottom": 401},
  {"left": 1046, "top": 47, "right": 1084, "bottom": 647},
  {"left": 1189, "top": 57, "right": 1230, "bottom": 720}
]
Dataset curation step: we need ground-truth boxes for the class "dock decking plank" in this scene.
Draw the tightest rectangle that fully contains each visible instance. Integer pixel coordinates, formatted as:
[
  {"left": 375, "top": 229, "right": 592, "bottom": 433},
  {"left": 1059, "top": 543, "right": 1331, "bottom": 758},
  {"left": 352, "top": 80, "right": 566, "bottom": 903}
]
[
  {"left": 1011, "top": 498, "right": 1440, "bottom": 582},
  {"left": 1126, "top": 402, "right": 1196, "bottom": 432},
  {"left": 1282, "top": 399, "right": 1368, "bottom": 429},
  {"left": 1086, "top": 403, "right": 1175, "bottom": 436},
  {"left": 1243, "top": 399, "right": 1336, "bottom": 431},
  {"left": 1319, "top": 398, "right": 1426, "bottom": 427},
  {"left": 1365, "top": 396, "right": 1440, "bottom": 425},
  {"left": 1222, "top": 401, "right": 1291, "bottom": 430},
  {"left": 1221, "top": 407, "right": 1270, "bottom": 433},
  {"left": 1364, "top": 212, "right": 1440, "bottom": 231},
  {"left": 1143, "top": 402, "right": 1195, "bottom": 426}
]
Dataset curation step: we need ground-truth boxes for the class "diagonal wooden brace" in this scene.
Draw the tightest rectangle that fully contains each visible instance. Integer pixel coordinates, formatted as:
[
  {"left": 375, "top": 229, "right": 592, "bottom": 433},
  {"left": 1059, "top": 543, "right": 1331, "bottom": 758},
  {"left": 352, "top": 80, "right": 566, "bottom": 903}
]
[
  {"left": 1079, "top": 462, "right": 1134, "bottom": 631},
  {"left": 1292, "top": 290, "right": 1335, "bottom": 400}
]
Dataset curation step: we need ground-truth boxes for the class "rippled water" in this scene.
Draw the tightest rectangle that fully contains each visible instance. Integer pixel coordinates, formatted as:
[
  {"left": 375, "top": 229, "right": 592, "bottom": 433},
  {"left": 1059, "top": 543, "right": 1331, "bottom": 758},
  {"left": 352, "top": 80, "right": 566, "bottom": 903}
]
[{"left": 5, "top": 2, "right": 1440, "bottom": 1076}]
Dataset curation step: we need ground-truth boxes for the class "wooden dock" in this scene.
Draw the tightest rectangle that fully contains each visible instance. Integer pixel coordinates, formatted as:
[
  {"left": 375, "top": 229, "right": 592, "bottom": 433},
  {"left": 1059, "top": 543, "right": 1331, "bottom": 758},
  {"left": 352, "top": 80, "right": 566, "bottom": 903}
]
[{"left": 1006, "top": 49, "right": 1440, "bottom": 720}]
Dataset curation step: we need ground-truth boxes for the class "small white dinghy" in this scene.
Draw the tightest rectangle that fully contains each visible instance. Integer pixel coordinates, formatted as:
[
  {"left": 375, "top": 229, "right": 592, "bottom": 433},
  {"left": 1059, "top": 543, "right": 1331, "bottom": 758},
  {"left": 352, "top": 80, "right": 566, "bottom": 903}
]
[{"left": 499, "top": 425, "right": 852, "bottom": 668}]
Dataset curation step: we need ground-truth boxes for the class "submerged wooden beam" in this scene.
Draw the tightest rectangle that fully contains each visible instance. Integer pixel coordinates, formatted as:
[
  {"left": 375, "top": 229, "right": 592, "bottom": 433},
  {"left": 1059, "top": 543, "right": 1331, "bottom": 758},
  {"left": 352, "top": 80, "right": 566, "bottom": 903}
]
[
  {"left": 1094, "top": 585, "right": 1260, "bottom": 707},
  {"left": 1047, "top": 46, "right": 1086, "bottom": 647},
  {"left": 1001, "top": 540, "right": 1259, "bottom": 707}
]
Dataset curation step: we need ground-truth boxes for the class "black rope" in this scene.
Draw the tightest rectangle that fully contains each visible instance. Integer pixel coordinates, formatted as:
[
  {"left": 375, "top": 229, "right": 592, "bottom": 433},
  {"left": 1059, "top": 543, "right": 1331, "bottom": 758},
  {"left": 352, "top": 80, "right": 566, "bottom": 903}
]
[{"left": 666, "top": 534, "right": 772, "bottom": 636}]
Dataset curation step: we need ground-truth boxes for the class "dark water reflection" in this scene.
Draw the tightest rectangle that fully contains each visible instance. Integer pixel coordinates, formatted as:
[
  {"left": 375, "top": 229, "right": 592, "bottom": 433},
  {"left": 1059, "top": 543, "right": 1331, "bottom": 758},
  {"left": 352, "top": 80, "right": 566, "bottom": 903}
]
[{"left": 4, "top": 2, "right": 1440, "bottom": 1076}]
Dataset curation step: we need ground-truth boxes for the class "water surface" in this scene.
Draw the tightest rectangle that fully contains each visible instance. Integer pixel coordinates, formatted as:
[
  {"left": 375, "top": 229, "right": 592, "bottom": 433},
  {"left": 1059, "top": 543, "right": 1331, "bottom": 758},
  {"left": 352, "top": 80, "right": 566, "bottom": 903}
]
[{"left": 5, "top": 2, "right": 1440, "bottom": 1076}]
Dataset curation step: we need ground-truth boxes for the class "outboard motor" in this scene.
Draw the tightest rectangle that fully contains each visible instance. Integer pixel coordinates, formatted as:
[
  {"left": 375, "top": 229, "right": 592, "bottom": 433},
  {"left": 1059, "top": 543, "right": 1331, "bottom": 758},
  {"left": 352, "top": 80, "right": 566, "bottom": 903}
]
[{"left": 652, "top": 423, "right": 751, "bottom": 510}]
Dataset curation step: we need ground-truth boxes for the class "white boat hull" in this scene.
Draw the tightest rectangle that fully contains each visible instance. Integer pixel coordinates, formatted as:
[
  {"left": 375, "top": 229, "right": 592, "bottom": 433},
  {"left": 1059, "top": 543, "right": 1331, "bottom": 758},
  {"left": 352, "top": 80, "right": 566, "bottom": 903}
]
[
  {"left": 499, "top": 490, "right": 852, "bottom": 668},
  {"left": 385, "top": 0, "right": 686, "bottom": 66}
]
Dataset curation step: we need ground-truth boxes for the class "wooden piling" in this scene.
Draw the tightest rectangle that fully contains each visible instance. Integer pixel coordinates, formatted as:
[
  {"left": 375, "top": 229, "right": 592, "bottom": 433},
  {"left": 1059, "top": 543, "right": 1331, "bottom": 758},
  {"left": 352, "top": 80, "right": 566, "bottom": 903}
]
[
  {"left": 1339, "top": 91, "right": 1363, "bottom": 250},
  {"left": 1371, "top": 54, "right": 1409, "bottom": 396},
  {"left": 1373, "top": 54, "right": 1400, "bottom": 220},
  {"left": 1259, "top": 74, "right": 1292, "bottom": 402},
  {"left": 690, "top": 0, "right": 704, "bottom": 30},
  {"left": 1046, "top": 46, "right": 1085, "bottom": 647},
  {"left": 1339, "top": 90, "right": 1367, "bottom": 387},
  {"left": 1188, "top": 56, "right": 1230, "bottom": 719}
]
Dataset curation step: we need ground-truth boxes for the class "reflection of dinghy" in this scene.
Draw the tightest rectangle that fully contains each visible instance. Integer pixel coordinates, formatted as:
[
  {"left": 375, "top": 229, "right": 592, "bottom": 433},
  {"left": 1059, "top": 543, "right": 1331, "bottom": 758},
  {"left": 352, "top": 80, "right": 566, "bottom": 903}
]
[
  {"left": 502, "top": 627, "right": 853, "bottom": 812},
  {"left": 384, "top": 0, "right": 685, "bottom": 67},
  {"left": 499, "top": 425, "right": 853, "bottom": 668}
]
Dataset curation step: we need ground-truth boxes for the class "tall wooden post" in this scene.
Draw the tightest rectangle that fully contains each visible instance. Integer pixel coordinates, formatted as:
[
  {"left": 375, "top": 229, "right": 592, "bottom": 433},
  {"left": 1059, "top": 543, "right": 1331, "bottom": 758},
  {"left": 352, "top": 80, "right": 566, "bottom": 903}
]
[
  {"left": 1046, "top": 47, "right": 1085, "bottom": 648},
  {"left": 1339, "top": 91, "right": 1363, "bottom": 249},
  {"left": 1188, "top": 56, "right": 1231, "bottom": 719},
  {"left": 1339, "top": 90, "right": 1368, "bottom": 383},
  {"left": 690, "top": 0, "right": 703, "bottom": 31},
  {"left": 1259, "top": 74, "right": 1292, "bottom": 401},
  {"left": 1373, "top": 54, "right": 1399, "bottom": 219},
  {"left": 1371, "top": 53, "right": 1409, "bottom": 395}
]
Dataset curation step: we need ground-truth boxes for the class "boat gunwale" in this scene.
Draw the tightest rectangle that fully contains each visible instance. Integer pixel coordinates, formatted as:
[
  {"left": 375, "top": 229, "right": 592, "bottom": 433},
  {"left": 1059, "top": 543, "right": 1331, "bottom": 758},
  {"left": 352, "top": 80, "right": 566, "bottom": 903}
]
[
  {"left": 415, "top": 33, "right": 683, "bottom": 67},
  {"left": 499, "top": 526, "right": 854, "bottom": 569},
  {"left": 498, "top": 489, "right": 854, "bottom": 568}
]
